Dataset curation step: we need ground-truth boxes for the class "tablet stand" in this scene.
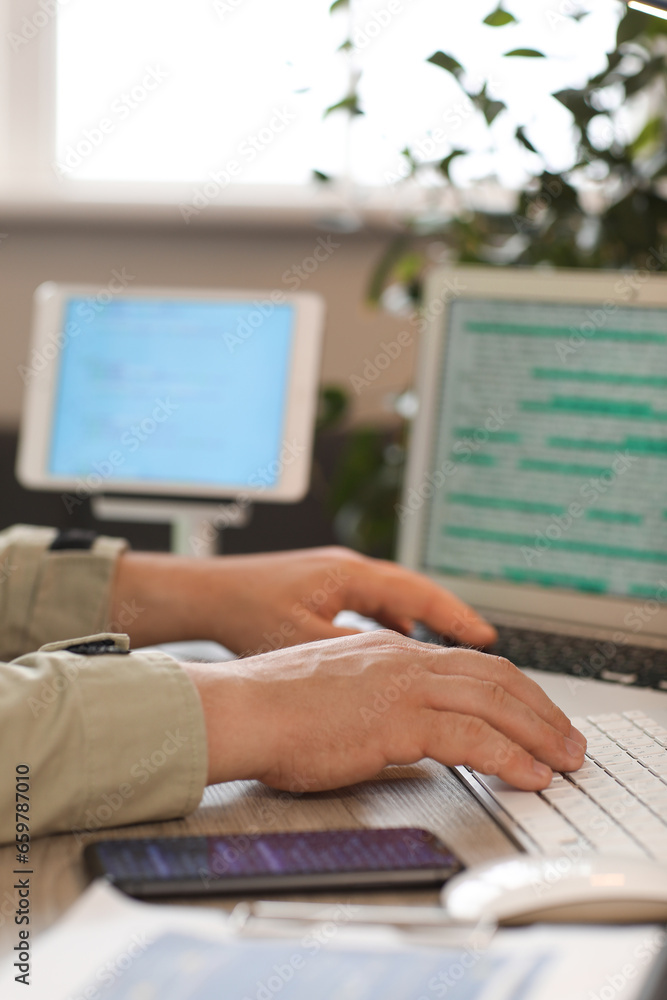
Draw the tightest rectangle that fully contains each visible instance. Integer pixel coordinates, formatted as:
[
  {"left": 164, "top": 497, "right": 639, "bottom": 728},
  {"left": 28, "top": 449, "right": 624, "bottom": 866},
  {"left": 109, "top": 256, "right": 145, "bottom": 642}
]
[{"left": 91, "top": 496, "right": 252, "bottom": 558}]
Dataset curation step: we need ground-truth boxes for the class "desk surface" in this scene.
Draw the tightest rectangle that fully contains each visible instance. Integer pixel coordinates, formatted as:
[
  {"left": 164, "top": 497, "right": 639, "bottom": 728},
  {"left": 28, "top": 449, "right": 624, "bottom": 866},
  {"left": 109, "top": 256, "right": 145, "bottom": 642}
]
[{"left": 0, "top": 760, "right": 516, "bottom": 954}]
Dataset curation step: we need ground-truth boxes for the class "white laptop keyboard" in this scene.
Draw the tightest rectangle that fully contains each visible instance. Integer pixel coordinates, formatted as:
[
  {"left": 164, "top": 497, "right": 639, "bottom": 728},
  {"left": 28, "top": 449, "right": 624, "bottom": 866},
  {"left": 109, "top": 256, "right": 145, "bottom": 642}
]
[{"left": 459, "top": 711, "right": 667, "bottom": 861}]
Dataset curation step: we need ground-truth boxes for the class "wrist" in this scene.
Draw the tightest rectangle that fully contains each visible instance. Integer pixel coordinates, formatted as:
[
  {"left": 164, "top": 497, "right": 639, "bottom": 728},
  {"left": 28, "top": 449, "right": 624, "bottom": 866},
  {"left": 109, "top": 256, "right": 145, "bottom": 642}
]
[
  {"left": 111, "top": 552, "right": 225, "bottom": 646},
  {"left": 181, "top": 659, "right": 269, "bottom": 785}
]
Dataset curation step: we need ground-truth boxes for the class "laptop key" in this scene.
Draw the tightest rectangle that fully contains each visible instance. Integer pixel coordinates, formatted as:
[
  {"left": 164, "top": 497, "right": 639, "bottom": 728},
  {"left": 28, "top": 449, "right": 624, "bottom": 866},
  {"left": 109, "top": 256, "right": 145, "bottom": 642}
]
[
  {"left": 458, "top": 713, "right": 667, "bottom": 861},
  {"left": 600, "top": 670, "right": 639, "bottom": 684}
]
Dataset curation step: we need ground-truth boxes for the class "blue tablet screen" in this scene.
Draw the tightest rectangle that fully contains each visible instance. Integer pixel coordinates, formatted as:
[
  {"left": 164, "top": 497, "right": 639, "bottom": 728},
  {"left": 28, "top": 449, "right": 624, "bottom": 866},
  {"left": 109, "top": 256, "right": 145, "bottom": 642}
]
[{"left": 49, "top": 295, "right": 296, "bottom": 489}]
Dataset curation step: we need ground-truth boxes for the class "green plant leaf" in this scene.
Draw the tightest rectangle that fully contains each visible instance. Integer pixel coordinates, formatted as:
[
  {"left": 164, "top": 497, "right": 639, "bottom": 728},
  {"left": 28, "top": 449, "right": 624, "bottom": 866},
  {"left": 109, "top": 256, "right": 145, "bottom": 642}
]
[
  {"left": 515, "top": 126, "right": 538, "bottom": 153},
  {"left": 399, "top": 147, "right": 419, "bottom": 174},
  {"left": 471, "top": 85, "right": 505, "bottom": 126},
  {"left": 438, "top": 148, "right": 465, "bottom": 179},
  {"left": 329, "top": 0, "right": 348, "bottom": 12},
  {"left": 587, "top": 49, "right": 624, "bottom": 88},
  {"left": 312, "top": 169, "right": 332, "bottom": 183},
  {"left": 367, "top": 236, "right": 409, "bottom": 305},
  {"left": 317, "top": 385, "right": 349, "bottom": 432},
  {"left": 629, "top": 116, "right": 663, "bottom": 158},
  {"left": 624, "top": 55, "right": 666, "bottom": 98},
  {"left": 324, "top": 95, "right": 364, "bottom": 117},
  {"left": 483, "top": 7, "right": 516, "bottom": 26},
  {"left": 553, "top": 88, "right": 596, "bottom": 127},
  {"left": 394, "top": 250, "right": 424, "bottom": 285},
  {"left": 649, "top": 154, "right": 667, "bottom": 179},
  {"left": 616, "top": 8, "right": 667, "bottom": 46},
  {"left": 483, "top": 97, "right": 506, "bottom": 125},
  {"left": 427, "top": 51, "right": 464, "bottom": 78},
  {"left": 504, "top": 48, "right": 545, "bottom": 57}
]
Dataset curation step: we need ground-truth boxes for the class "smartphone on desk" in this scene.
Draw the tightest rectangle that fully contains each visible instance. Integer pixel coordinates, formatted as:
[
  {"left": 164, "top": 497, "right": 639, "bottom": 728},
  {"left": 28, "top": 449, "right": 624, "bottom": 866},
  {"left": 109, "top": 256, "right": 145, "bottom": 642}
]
[{"left": 84, "top": 827, "right": 462, "bottom": 898}]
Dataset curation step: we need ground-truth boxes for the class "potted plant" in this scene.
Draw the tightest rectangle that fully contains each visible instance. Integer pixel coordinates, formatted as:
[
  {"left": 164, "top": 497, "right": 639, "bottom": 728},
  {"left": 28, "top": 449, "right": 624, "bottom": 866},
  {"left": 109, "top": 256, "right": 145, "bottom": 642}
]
[{"left": 317, "top": 3, "right": 667, "bottom": 558}]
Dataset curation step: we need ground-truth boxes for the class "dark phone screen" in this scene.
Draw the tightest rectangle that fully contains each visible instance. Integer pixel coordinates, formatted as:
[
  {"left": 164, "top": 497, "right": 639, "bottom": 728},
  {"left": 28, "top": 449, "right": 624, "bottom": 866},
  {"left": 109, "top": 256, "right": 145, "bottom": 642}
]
[{"left": 91, "top": 828, "right": 459, "bottom": 882}]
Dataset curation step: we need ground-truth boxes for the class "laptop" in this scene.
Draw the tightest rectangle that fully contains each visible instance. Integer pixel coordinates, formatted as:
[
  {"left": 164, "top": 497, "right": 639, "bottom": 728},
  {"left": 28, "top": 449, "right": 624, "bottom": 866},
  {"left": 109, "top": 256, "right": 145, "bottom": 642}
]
[{"left": 398, "top": 265, "right": 667, "bottom": 859}]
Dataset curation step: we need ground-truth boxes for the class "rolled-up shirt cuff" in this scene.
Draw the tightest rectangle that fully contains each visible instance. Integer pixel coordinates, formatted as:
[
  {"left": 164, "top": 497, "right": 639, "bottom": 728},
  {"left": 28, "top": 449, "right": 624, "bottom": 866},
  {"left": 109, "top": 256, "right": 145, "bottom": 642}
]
[
  {"left": 0, "top": 525, "right": 128, "bottom": 659},
  {"left": 2, "top": 639, "right": 208, "bottom": 842}
]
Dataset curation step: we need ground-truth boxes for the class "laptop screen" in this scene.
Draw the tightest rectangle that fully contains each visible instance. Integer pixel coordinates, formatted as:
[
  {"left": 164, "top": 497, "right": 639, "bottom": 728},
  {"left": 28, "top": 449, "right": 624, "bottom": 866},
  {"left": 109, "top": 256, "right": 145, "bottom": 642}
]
[
  {"left": 423, "top": 297, "right": 667, "bottom": 602},
  {"left": 48, "top": 296, "right": 295, "bottom": 489}
]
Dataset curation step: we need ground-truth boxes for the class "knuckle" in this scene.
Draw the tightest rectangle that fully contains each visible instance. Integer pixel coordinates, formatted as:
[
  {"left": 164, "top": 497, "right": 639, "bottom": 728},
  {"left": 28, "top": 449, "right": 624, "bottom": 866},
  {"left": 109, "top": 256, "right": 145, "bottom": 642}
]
[
  {"left": 492, "top": 655, "right": 518, "bottom": 677},
  {"left": 457, "top": 714, "right": 490, "bottom": 746},
  {"left": 484, "top": 680, "right": 509, "bottom": 711},
  {"left": 550, "top": 702, "right": 571, "bottom": 729},
  {"left": 325, "top": 545, "right": 363, "bottom": 564},
  {"left": 358, "top": 628, "right": 400, "bottom": 648},
  {"left": 323, "top": 545, "right": 367, "bottom": 579}
]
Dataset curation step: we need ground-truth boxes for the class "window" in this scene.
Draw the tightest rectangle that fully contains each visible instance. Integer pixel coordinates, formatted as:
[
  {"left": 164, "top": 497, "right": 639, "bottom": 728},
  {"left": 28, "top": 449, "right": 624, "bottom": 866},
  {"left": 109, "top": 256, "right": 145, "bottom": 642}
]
[{"left": 2, "top": 0, "right": 623, "bottom": 215}]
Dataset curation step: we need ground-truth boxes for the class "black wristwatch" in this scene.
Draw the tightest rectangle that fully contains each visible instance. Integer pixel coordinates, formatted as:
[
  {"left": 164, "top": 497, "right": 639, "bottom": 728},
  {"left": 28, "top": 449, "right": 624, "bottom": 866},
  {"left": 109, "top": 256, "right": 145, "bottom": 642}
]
[{"left": 49, "top": 529, "right": 99, "bottom": 551}]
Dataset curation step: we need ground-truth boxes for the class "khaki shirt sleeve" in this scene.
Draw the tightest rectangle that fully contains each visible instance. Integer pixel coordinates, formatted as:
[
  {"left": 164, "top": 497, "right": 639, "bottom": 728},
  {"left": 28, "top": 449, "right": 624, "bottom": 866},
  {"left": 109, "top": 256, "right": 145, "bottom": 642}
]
[
  {"left": 0, "top": 634, "right": 208, "bottom": 844},
  {"left": 0, "top": 524, "right": 128, "bottom": 660}
]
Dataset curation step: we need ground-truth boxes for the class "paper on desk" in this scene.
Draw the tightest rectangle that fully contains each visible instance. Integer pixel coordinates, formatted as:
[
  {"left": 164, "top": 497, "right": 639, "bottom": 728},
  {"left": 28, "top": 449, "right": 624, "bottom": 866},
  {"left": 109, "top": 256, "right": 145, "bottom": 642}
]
[
  {"left": 0, "top": 880, "right": 228, "bottom": 1000},
  {"left": 1, "top": 880, "right": 665, "bottom": 1000}
]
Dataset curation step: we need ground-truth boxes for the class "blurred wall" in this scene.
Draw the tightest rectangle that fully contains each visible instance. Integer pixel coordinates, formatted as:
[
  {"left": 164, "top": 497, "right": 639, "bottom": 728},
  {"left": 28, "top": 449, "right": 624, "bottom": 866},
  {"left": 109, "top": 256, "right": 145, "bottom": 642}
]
[{"left": 0, "top": 220, "right": 416, "bottom": 430}]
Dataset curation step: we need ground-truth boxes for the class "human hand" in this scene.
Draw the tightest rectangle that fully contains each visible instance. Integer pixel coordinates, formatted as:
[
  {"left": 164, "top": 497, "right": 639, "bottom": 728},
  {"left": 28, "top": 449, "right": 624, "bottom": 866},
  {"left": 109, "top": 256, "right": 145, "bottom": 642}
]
[
  {"left": 182, "top": 630, "right": 586, "bottom": 793},
  {"left": 112, "top": 546, "right": 496, "bottom": 652}
]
